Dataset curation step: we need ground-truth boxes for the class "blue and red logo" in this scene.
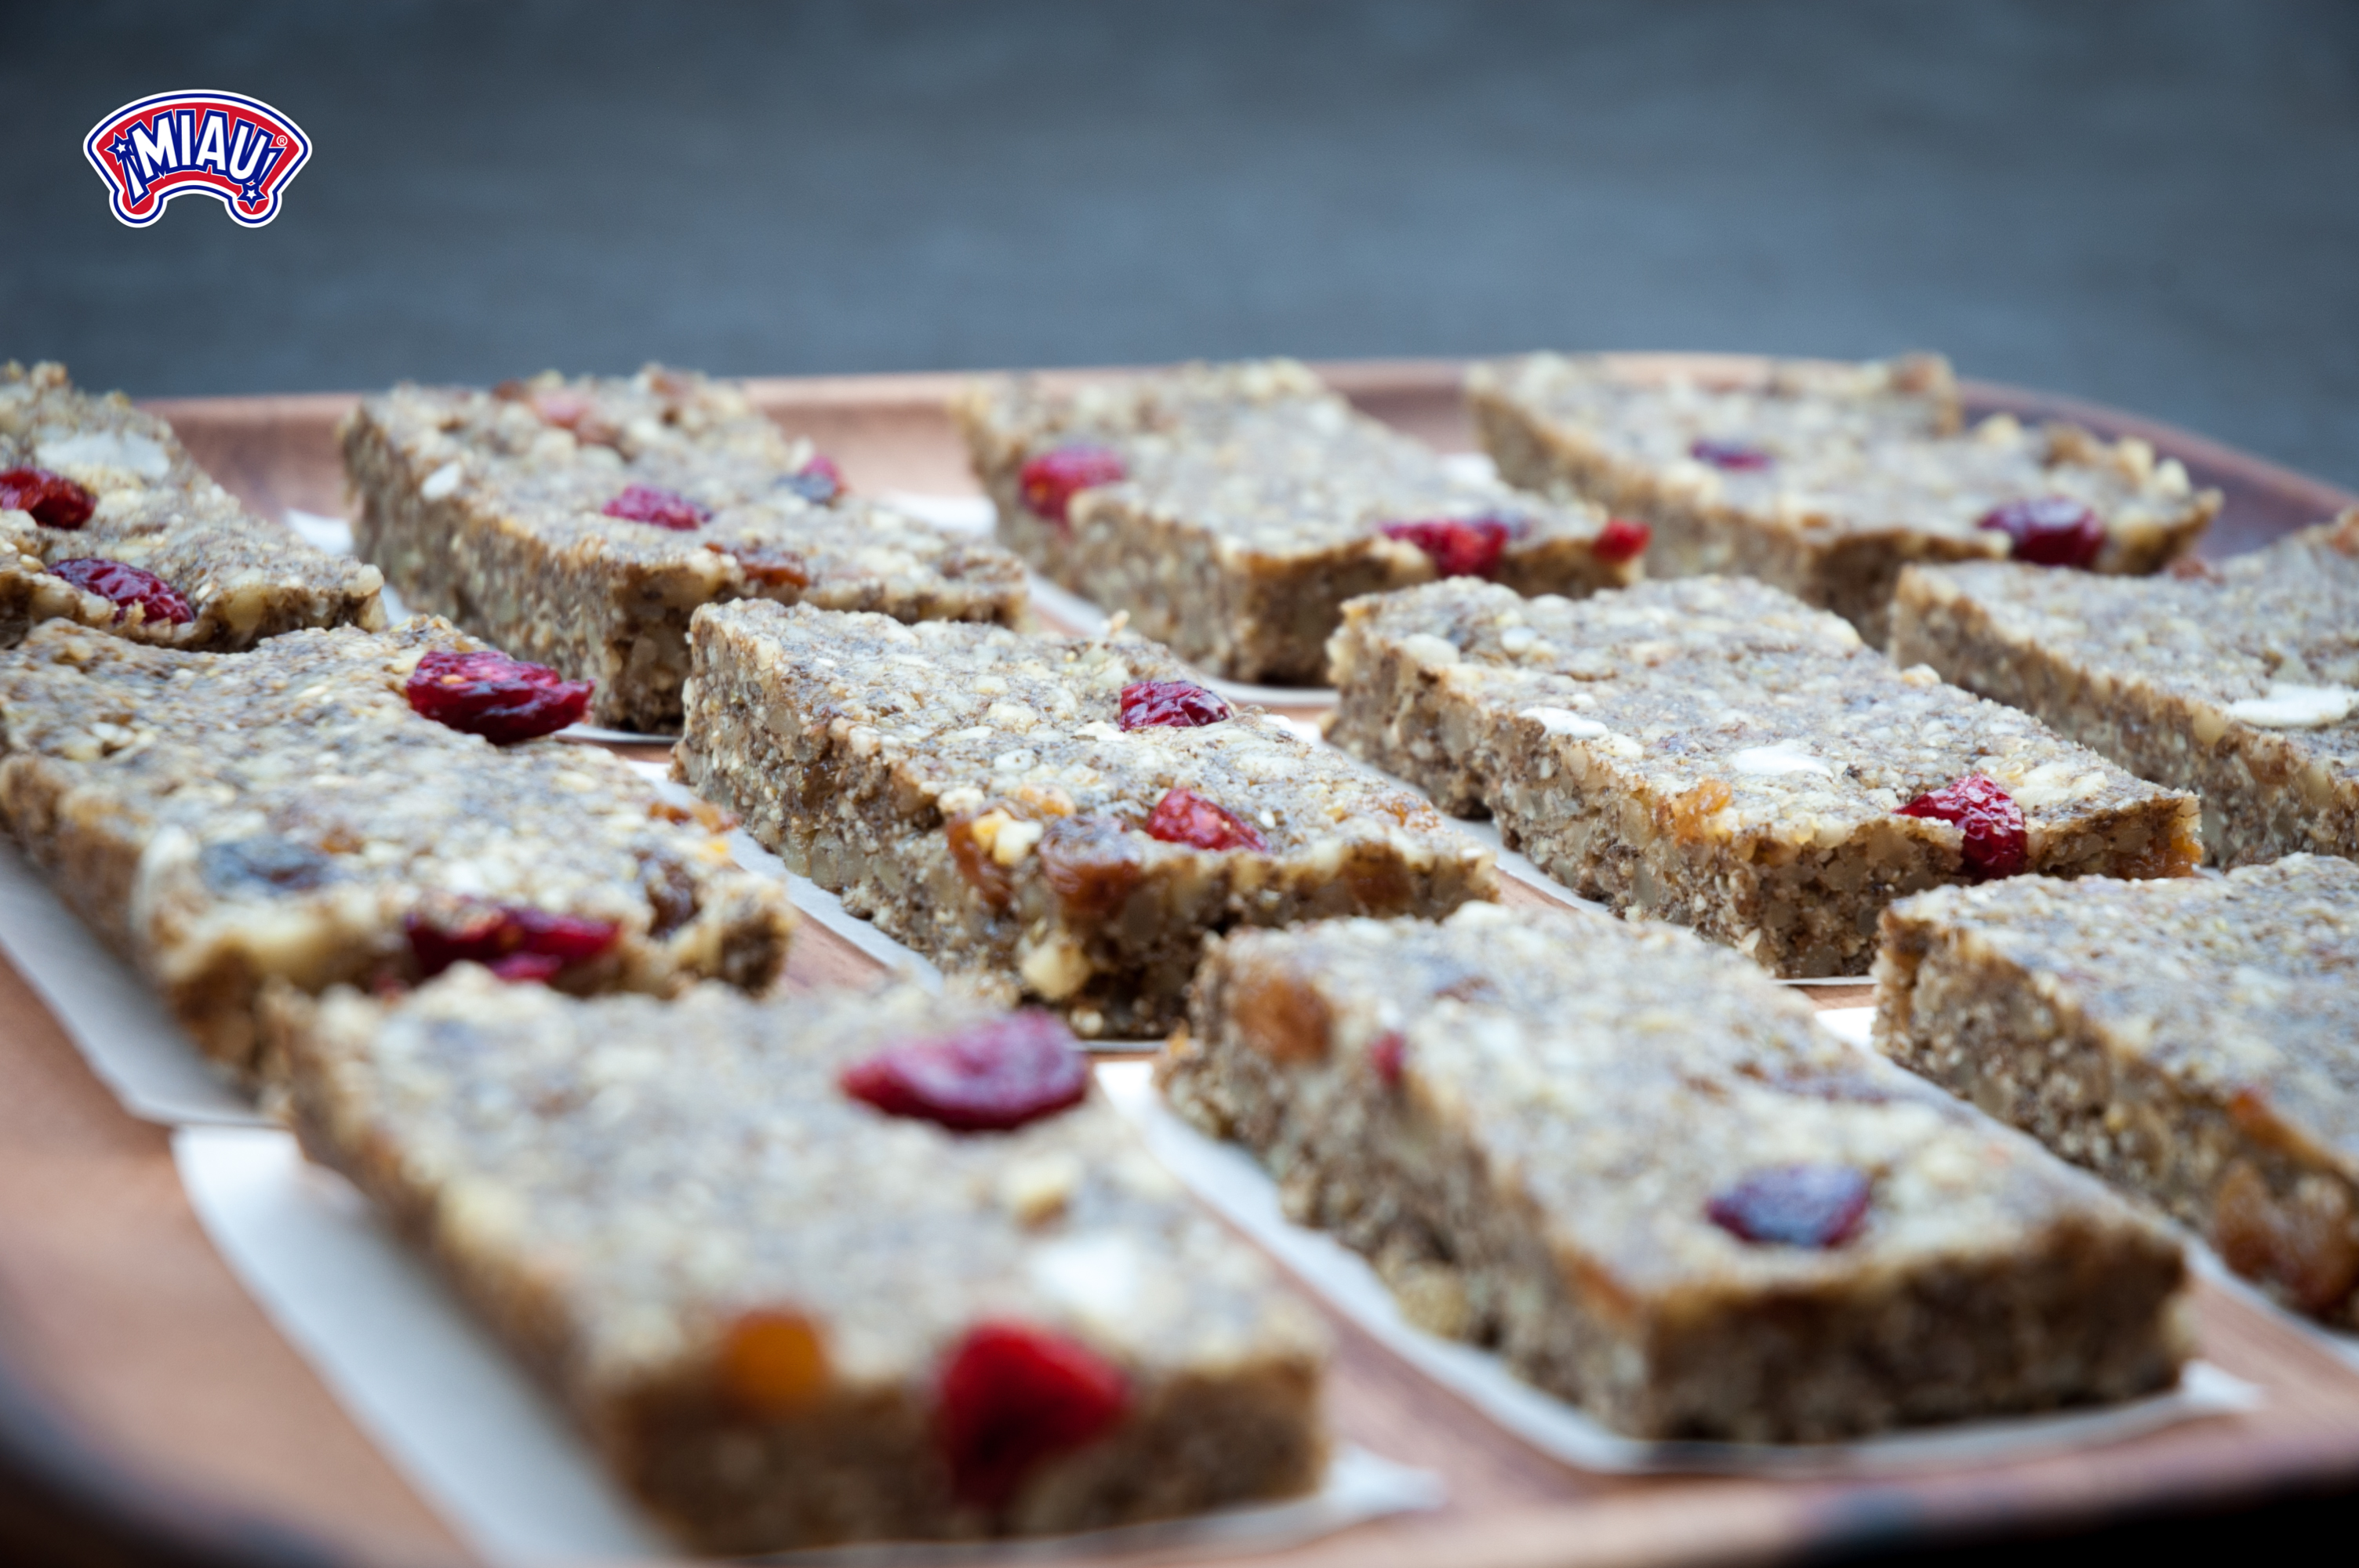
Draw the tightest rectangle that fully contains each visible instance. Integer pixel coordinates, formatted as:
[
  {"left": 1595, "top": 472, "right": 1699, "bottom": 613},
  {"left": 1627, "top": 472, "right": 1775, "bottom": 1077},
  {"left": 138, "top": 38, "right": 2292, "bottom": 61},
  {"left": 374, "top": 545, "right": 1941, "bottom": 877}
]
[{"left": 84, "top": 90, "right": 311, "bottom": 229}]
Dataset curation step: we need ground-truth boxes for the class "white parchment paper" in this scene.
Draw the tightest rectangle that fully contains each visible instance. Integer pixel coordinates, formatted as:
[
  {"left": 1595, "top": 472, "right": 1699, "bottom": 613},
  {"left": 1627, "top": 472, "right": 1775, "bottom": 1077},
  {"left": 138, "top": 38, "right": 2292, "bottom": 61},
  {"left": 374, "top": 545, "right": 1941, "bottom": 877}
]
[
  {"left": 1095, "top": 1062, "right": 2263, "bottom": 1475},
  {"left": 176, "top": 1123, "right": 1444, "bottom": 1567},
  {"left": 0, "top": 836, "right": 263, "bottom": 1126}
]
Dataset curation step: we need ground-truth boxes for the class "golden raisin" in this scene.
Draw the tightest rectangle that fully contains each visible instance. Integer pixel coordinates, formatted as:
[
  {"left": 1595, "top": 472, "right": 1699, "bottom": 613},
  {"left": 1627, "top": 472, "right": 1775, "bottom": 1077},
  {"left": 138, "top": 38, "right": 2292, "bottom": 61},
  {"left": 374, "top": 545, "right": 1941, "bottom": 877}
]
[
  {"left": 1668, "top": 778, "right": 1734, "bottom": 842},
  {"left": 1229, "top": 964, "right": 1332, "bottom": 1064},
  {"left": 2214, "top": 1160, "right": 2359, "bottom": 1316},
  {"left": 1038, "top": 815, "right": 1143, "bottom": 920},
  {"left": 720, "top": 1310, "right": 828, "bottom": 1416},
  {"left": 946, "top": 811, "right": 1015, "bottom": 911}
]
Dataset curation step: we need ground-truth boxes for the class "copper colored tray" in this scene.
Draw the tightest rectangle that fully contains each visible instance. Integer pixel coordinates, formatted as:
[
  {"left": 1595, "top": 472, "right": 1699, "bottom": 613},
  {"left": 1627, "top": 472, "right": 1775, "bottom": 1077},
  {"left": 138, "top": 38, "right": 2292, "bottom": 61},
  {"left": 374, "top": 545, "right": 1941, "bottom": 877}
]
[{"left": 3, "top": 359, "right": 2355, "bottom": 1568}]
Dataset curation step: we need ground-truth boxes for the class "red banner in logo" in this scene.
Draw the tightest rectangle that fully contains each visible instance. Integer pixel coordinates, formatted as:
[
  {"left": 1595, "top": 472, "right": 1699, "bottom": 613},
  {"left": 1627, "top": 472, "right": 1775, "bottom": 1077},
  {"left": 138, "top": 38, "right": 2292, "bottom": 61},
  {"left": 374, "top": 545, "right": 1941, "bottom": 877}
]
[{"left": 84, "top": 90, "right": 311, "bottom": 229}]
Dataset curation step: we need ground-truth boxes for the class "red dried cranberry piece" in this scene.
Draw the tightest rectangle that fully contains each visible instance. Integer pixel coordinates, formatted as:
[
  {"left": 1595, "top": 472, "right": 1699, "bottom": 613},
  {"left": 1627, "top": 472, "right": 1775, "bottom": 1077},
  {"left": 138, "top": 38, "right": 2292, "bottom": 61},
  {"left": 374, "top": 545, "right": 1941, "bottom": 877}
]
[
  {"left": 601, "top": 483, "right": 707, "bottom": 531},
  {"left": 1016, "top": 445, "right": 1125, "bottom": 525},
  {"left": 1592, "top": 515, "right": 1651, "bottom": 565},
  {"left": 1118, "top": 679, "right": 1232, "bottom": 730},
  {"left": 405, "top": 905, "right": 621, "bottom": 982},
  {"left": 1707, "top": 1164, "right": 1872, "bottom": 1247},
  {"left": 1688, "top": 438, "right": 1773, "bottom": 471},
  {"left": 405, "top": 648, "right": 593, "bottom": 743},
  {"left": 1896, "top": 774, "right": 2029, "bottom": 880},
  {"left": 936, "top": 1321, "right": 1128, "bottom": 1508},
  {"left": 839, "top": 1011, "right": 1089, "bottom": 1133},
  {"left": 529, "top": 389, "right": 594, "bottom": 427},
  {"left": 780, "top": 454, "right": 844, "bottom": 503},
  {"left": 1380, "top": 516, "right": 1514, "bottom": 579},
  {"left": 1143, "top": 787, "right": 1269, "bottom": 852},
  {"left": 0, "top": 466, "right": 96, "bottom": 530},
  {"left": 1369, "top": 1031, "right": 1405, "bottom": 1087},
  {"left": 1977, "top": 496, "right": 2106, "bottom": 568},
  {"left": 48, "top": 557, "right": 194, "bottom": 625}
]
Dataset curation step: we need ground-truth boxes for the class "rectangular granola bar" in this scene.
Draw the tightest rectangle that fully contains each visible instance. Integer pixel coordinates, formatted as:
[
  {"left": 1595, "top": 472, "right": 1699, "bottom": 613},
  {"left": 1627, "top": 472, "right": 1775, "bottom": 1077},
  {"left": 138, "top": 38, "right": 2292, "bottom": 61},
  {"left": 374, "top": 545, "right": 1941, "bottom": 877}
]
[
  {"left": 0, "top": 617, "right": 793, "bottom": 1081},
  {"left": 1161, "top": 902, "right": 2190, "bottom": 1442},
  {"left": 1890, "top": 512, "right": 2359, "bottom": 867},
  {"left": 344, "top": 367, "right": 1028, "bottom": 731},
  {"left": 1, "top": 361, "right": 384, "bottom": 648},
  {"left": 277, "top": 971, "right": 1331, "bottom": 1552},
  {"left": 675, "top": 601, "right": 1495, "bottom": 1036},
  {"left": 1469, "top": 353, "right": 2218, "bottom": 646},
  {"left": 954, "top": 359, "right": 1642, "bottom": 684},
  {"left": 1875, "top": 855, "right": 2359, "bottom": 1324},
  {"left": 1326, "top": 576, "right": 2200, "bottom": 976}
]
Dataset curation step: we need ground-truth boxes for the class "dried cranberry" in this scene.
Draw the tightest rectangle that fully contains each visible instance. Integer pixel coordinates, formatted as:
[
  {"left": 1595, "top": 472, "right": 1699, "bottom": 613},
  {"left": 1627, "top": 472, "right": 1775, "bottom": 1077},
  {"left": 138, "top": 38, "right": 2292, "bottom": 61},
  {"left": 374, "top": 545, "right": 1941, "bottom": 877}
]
[
  {"left": 1118, "top": 680, "right": 1231, "bottom": 730},
  {"left": 839, "top": 1010, "right": 1090, "bottom": 1133},
  {"left": 48, "top": 557, "right": 194, "bottom": 625},
  {"left": 936, "top": 1321, "right": 1128, "bottom": 1508},
  {"left": 529, "top": 389, "right": 594, "bottom": 427},
  {"left": 1707, "top": 1164, "right": 1872, "bottom": 1247},
  {"left": 601, "top": 483, "right": 707, "bottom": 531},
  {"left": 1380, "top": 516, "right": 1514, "bottom": 579},
  {"left": 780, "top": 454, "right": 843, "bottom": 503},
  {"left": 1896, "top": 774, "right": 2029, "bottom": 880},
  {"left": 0, "top": 467, "right": 96, "bottom": 530},
  {"left": 405, "top": 905, "right": 620, "bottom": 982},
  {"left": 1016, "top": 445, "right": 1125, "bottom": 525},
  {"left": 404, "top": 648, "right": 593, "bottom": 743},
  {"left": 1977, "top": 496, "right": 2106, "bottom": 568},
  {"left": 1143, "top": 787, "right": 1268, "bottom": 852},
  {"left": 1592, "top": 515, "right": 1651, "bottom": 564},
  {"left": 1688, "top": 438, "right": 1773, "bottom": 471},
  {"left": 1369, "top": 1031, "right": 1405, "bottom": 1087}
]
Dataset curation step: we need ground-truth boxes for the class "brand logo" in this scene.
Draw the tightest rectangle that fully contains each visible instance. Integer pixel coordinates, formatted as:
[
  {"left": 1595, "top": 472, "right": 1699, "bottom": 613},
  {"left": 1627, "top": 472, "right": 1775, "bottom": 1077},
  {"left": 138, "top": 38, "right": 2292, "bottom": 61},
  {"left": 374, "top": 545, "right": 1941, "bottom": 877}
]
[{"left": 84, "top": 90, "right": 311, "bottom": 228}]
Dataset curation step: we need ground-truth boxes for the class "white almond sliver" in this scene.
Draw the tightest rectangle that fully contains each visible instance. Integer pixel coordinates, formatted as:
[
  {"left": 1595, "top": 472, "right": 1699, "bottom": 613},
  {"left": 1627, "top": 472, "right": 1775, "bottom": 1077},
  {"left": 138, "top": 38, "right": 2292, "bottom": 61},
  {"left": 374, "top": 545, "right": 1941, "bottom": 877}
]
[{"left": 2225, "top": 683, "right": 2357, "bottom": 729}]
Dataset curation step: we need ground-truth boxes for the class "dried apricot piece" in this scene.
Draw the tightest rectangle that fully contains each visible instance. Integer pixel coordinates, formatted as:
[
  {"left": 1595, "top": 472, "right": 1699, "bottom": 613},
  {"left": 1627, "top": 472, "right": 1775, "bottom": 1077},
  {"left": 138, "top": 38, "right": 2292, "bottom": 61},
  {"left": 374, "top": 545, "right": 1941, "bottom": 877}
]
[
  {"left": 405, "top": 648, "right": 592, "bottom": 743},
  {"left": 838, "top": 1011, "right": 1089, "bottom": 1133},
  {"left": 720, "top": 1310, "right": 829, "bottom": 1416},
  {"left": 49, "top": 557, "right": 194, "bottom": 625},
  {"left": 1707, "top": 1164, "right": 1872, "bottom": 1247},
  {"left": 936, "top": 1321, "right": 1128, "bottom": 1508},
  {"left": 1668, "top": 778, "right": 1733, "bottom": 841}
]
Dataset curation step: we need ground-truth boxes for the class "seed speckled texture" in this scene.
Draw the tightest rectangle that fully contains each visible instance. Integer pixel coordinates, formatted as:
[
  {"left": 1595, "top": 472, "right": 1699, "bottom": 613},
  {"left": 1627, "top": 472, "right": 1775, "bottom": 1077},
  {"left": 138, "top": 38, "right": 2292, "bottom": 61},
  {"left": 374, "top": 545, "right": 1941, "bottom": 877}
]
[
  {"left": 343, "top": 365, "right": 1027, "bottom": 731},
  {"left": 1891, "top": 512, "right": 2359, "bottom": 868},
  {"left": 674, "top": 601, "right": 1494, "bottom": 1036},
  {"left": 278, "top": 971, "right": 1329, "bottom": 1552},
  {"left": 0, "top": 362, "right": 384, "bottom": 650},
  {"left": 956, "top": 358, "right": 1637, "bottom": 684},
  {"left": 1325, "top": 575, "right": 2199, "bottom": 976},
  {"left": 1161, "top": 902, "right": 2190, "bottom": 1442},
  {"left": 1875, "top": 854, "right": 2359, "bottom": 1325},
  {"left": 0, "top": 616, "right": 793, "bottom": 1080},
  {"left": 1470, "top": 353, "right": 2218, "bottom": 646}
]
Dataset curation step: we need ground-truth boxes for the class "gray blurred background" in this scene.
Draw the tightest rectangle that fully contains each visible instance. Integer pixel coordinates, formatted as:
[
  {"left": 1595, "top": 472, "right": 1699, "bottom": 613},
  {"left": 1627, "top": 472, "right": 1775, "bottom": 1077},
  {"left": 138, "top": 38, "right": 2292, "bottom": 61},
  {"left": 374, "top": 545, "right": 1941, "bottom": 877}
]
[{"left": 4, "top": 0, "right": 2356, "bottom": 488}]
